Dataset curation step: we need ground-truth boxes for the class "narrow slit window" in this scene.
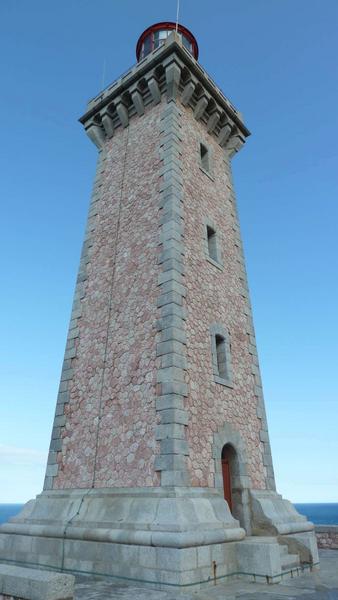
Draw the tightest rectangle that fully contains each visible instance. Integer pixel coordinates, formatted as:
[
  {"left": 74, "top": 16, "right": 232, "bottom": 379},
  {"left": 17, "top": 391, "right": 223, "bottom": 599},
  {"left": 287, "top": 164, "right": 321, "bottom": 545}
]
[
  {"left": 207, "top": 225, "right": 218, "bottom": 262},
  {"left": 215, "top": 334, "right": 228, "bottom": 379},
  {"left": 200, "top": 143, "right": 210, "bottom": 172}
]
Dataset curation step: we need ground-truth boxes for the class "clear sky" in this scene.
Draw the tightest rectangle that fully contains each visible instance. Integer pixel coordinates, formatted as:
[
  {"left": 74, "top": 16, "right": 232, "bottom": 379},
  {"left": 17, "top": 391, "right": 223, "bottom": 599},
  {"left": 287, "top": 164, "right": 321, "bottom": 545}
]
[{"left": 0, "top": 0, "right": 337, "bottom": 504}]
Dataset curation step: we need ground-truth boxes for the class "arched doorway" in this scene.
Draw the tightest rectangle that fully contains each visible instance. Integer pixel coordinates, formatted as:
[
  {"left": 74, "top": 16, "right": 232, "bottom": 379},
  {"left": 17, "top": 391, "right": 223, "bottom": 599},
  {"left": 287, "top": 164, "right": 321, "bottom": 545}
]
[
  {"left": 214, "top": 424, "right": 252, "bottom": 533},
  {"left": 221, "top": 444, "right": 236, "bottom": 512}
]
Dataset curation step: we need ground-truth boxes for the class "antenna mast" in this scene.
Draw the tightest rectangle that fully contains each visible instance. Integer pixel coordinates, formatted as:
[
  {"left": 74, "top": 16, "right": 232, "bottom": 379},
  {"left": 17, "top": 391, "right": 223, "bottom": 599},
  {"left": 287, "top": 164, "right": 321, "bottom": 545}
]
[{"left": 175, "top": 0, "right": 180, "bottom": 31}]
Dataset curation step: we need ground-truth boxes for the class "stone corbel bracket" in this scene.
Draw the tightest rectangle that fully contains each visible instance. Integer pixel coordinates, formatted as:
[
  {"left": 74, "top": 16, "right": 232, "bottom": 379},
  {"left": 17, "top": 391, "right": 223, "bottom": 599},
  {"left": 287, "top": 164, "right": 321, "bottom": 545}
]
[{"left": 79, "top": 32, "right": 250, "bottom": 156}]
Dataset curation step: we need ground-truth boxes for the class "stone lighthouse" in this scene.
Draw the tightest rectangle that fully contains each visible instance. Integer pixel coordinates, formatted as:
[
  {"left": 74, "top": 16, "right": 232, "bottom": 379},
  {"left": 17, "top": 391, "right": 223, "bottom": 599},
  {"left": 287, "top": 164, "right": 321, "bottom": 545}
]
[{"left": 0, "top": 22, "right": 318, "bottom": 588}]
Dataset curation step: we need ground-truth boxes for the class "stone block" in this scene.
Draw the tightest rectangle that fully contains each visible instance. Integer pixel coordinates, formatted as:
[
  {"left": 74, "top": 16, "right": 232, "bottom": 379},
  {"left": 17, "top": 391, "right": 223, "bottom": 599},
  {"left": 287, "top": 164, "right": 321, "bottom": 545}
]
[
  {"left": 60, "top": 369, "right": 73, "bottom": 382},
  {"left": 156, "top": 340, "right": 186, "bottom": 357},
  {"left": 64, "top": 347, "right": 76, "bottom": 360},
  {"left": 158, "top": 269, "right": 183, "bottom": 286},
  {"left": 256, "top": 405, "right": 264, "bottom": 419},
  {"left": 46, "top": 464, "right": 58, "bottom": 477},
  {"left": 155, "top": 394, "right": 184, "bottom": 411},
  {"left": 50, "top": 439, "right": 62, "bottom": 452},
  {"left": 43, "top": 476, "right": 54, "bottom": 490},
  {"left": 211, "top": 543, "right": 227, "bottom": 564},
  {"left": 159, "top": 161, "right": 183, "bottom": 179},
  {"left": 159, "top": 303, "right": 187, "bottom": 319},
  {"left": 55, "top": 404, "right": 64, "bottom": 416},
  {"left": 159, "top": 280, "right": 186, "bottom": 298},
  {"left": 138, "top": 545, "right": 158, "bottom": 568},
  {"left": 119, "top": 544, "right": 140, "bottom": 564},
  {"left": 197, "top": 545, "right": 211, "bottom": 568},
  {"left": 57, "top": 381, "right": 68, "bottom": 393},
  {"left": 158, "top": 247, "right": 184, "bottom": 264},
  {"left": 160, "top": 409, "right": 188, "bottom": 425},
  {"left": 65, "top": 339, "right": 75, "bottom": 351},
  {"left": 160, "top": 353, "right": 187, "bottom": 369},
  {"left": 53, "top": 415, "right": 66, "bottom": 428},
  {"left": 62, "top": 359, "right": 72, "bottom": 371},
  {"left": 157, "top": 290, "right": 183, "bottom": 308},
  {"left": 56, "top": 390, "right": 69, "bottom": 405},
  {"left": 263, "top": 453, "right": 273, "bottom": 467},
  {"left": 159, "top": 193, "right": 183, "bottom": 210},
  {"left": 0, "top": 564, "right": 74, "bottom": 600},
  {"left": 236, "top": 537, "right": 281, "bottom": 578},
  {"left": 68, "top": 319, "right": 78, "bottom": 331},
  {"left": 159, "top": 228, "right": 183, "bottom": 244},
  {"left": 161, "top": 469, "right": 189, "bottom": 486},
  {"left": 51, "top": 427, "right": 60, "bottom": 440},
  {"left": 160, "top": 326, "right": 187, "bottom": 343},
  {"left": 160, "top": 381, "right": 188, "bottom": 396},
  {"left": 154, "top": 454, "right": 186, "bottom": 471},
  {"left": 259, "top": 430, "right": 269, "bottom": 443},
  {"left": 156, "top": 314, "right": 185, "bottom": 331},
  {"left": 160, "top": 438, "right": 189, "bottom": 455},
  {"left": 160, "top": 131, "right": 182, "bottom": 149},
  {"left": 67, "top": 328, "right": 79, "bottom": 340},
  {"left": 156, "top": 546, "right": 197, "bottom": 571},
  {"left": 47, "top": 451, "right": 57, "bottom": 465},
  {"left": 157, "top": 366, "right": 186, "bottom": 383},
  {"left": 161, "top": 258, "right": 185, "bottom": 274},
  {"left": 160, "top": 239, "right": 185, "bottom": 256},
  {"left": 155, "top": 423, "right": 186, "bottom": 440}
]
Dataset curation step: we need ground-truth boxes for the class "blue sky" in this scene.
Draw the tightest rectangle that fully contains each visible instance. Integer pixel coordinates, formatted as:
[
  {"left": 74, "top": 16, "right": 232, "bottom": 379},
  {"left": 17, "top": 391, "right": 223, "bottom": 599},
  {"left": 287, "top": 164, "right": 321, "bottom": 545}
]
[{"left": 0, "top": 0, "right": 337, "bottom": 503}]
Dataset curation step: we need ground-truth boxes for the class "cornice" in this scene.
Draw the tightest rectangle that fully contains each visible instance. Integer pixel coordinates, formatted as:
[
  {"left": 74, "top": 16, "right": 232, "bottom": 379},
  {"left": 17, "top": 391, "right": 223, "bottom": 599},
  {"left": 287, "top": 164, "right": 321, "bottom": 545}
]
[{"left": 79, "top": 32, "right": 250, "bottom": 157}]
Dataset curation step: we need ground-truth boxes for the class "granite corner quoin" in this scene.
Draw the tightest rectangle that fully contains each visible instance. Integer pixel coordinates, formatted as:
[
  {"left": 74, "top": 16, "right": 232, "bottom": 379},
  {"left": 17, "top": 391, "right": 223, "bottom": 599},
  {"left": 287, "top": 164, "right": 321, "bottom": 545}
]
[{"left": 0, "top": 24, "right": 319, "bottom": 589}]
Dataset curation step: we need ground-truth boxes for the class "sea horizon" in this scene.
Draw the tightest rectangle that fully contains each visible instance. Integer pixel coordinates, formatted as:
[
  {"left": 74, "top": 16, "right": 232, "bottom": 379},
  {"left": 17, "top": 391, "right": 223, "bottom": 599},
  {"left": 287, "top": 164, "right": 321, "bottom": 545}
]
[{"left": 0, "top": 501, "right": 337, "bottom": 526}]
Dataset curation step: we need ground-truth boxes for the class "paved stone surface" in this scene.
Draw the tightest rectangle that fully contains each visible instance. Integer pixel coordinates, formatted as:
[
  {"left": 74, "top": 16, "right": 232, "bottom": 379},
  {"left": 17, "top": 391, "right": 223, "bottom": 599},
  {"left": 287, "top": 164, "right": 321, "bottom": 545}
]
[{"left": 73, "top": 551, "right": 338, "bottom": 600}]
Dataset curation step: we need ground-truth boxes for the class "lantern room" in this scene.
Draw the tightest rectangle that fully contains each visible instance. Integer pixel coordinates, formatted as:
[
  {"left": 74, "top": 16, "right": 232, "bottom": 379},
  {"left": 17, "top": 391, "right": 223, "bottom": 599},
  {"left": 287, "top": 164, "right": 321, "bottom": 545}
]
[{"left": 136, "top": 22, "right": 199, "bottom": 61}]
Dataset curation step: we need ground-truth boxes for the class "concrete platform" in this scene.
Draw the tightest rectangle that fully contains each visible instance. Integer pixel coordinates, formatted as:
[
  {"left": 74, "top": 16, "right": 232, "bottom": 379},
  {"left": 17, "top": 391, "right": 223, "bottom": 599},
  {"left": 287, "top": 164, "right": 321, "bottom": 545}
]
[{"left": 73, "top": 550, "right": 338, "bottom": 600}]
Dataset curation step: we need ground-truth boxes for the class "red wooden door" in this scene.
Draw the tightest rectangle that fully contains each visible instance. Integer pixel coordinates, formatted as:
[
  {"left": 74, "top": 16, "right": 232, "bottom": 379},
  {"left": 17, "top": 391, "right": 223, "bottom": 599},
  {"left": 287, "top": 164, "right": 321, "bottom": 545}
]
[{"left": 222, "top": 458, "right": 232, "bottom": 511}]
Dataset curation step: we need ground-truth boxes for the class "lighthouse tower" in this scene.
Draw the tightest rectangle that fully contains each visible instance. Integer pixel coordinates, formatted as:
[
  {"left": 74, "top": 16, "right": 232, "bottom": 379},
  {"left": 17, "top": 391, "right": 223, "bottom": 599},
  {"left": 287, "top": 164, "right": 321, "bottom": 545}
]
[{"left": 0, "top": 23, "right": 318, "bottom": 588}]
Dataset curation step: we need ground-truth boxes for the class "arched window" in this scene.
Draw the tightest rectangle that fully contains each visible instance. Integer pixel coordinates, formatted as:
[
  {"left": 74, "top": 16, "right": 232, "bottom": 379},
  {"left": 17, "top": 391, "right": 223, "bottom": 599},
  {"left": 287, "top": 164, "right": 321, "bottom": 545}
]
[
  {"left": 207, "top": 225, "right": 217, "bottom": 262},
  {"left": 200, "top": 143, "right": 210, "bottom": 172},
  {"left": 210, "top": 324, "right": 233, "bottom": 387},
  {"left": 204, "top": 219, "right": 223, "bottom": 268},
  {"left": 215, "top": 334, "right": 227, "bottom": 379}
]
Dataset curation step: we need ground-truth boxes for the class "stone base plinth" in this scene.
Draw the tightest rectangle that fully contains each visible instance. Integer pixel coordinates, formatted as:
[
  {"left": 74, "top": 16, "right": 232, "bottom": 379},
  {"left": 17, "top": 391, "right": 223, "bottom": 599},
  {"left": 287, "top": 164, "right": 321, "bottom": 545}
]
[
  {"left": 0, "top": 487, "right": 243, "bottom": 589},
  {"left": 0, "top": 487, "right": 319, "bottom": 589},
  {"left": 0, "top": 534, "right": 240, "bottom": 589}
]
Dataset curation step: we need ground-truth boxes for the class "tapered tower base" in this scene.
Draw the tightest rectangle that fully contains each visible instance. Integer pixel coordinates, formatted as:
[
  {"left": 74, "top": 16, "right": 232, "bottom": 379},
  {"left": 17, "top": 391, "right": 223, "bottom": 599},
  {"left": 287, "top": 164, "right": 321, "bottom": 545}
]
[{"left": 0, "top": 488, "right": 318, "bottom": 589}]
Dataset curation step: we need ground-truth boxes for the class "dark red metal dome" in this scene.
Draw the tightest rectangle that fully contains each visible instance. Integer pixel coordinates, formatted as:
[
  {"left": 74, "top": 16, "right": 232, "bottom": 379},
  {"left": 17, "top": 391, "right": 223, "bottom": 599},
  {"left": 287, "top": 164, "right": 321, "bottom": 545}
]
[{"left": 136, "top": 22, "right": 199, "bottom": 62}]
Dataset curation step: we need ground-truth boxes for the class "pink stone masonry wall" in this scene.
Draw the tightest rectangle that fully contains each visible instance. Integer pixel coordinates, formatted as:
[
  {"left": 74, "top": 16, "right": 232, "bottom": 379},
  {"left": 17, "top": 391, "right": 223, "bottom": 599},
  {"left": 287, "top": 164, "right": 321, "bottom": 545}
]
[
  {"left": 315, "top": 526, "right": 338, "bottom": 549},
  {"left": 180, "top": 104, "right": 267, "bottom": 489},
  {"left": 53, "top": 102, "right": 163, "bottom": 489},
  {"left": 52, "top": 95, "right": 268, "bottom": 491}
]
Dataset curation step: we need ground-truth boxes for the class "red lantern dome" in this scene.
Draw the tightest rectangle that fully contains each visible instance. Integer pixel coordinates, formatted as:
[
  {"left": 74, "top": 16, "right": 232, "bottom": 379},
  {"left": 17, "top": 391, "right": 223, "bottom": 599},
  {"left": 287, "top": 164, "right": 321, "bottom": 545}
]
[{"left": 136, "top": 22, "right": 199, "bottom": 62}]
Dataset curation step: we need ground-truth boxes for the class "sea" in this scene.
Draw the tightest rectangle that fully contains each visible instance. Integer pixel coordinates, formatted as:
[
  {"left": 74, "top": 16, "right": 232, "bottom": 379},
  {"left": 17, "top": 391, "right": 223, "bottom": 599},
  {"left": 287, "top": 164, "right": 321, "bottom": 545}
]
[{"left": 0, "top": 502, "right": 337, "bottom": 525}]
